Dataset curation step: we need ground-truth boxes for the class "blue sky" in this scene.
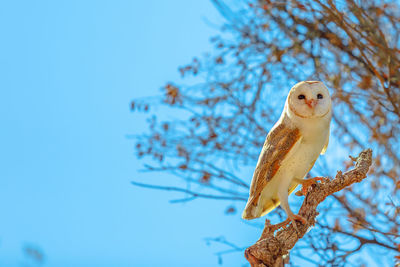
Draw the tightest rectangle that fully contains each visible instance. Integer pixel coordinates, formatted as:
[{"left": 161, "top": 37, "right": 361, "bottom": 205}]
[{"left": 0, "top": 1, "right": 260, "bottom": 266}]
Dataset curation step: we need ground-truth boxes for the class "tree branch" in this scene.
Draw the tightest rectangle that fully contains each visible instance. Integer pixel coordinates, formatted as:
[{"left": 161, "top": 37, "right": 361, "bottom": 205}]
[
  {"left": 244, "top": 149, "right": 373, "bottom": 267},
  {"left": 131, "top": 181, "right": 247, "bottom": 202}
]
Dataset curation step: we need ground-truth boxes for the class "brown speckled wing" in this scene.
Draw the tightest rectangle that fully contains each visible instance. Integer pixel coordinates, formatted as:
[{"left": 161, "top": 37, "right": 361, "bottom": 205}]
[{"left": 246, "top": 122, "right": 301, "bottom": 211}]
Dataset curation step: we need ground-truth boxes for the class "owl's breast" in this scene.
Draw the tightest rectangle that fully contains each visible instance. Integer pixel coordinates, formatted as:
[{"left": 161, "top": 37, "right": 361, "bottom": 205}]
[{"left": 281, "top": 133, "right": 326, "bottom": 180}]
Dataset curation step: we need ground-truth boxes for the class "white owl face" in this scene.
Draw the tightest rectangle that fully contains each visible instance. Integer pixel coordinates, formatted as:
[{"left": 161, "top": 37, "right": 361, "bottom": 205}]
[{"left": 287, "top": 81, "right": 331, "bottom": 118}]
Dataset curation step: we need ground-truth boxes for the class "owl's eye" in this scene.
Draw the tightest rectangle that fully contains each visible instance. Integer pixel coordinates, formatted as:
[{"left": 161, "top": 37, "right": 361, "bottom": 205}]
[
  {"left": 298, "top": 94, "right": 305, "bottom": 100},
  {"left": 317, "top": 94, "right": 323, "bottom": 99}
]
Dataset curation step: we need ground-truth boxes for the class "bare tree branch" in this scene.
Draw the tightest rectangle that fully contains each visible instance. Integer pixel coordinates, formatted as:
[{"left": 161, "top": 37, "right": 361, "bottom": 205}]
[
  {"left": 131, "top": 181, "right": 247, "bottom": 202},
  {"left": 244, "top": 149, "right": 373, "bottom": 267}
]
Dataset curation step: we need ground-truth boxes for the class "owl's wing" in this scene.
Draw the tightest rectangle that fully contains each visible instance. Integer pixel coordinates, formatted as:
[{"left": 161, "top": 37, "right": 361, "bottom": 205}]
[
  {"left": 242, "top": 122, "right": 302, "bottom": 219},
  {"left": 320, "top": 130, "right": 329, "bottom": 155}
]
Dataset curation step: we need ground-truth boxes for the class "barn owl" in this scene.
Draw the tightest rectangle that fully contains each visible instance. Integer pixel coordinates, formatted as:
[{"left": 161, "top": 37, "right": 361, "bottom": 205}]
[{"left": 242, "top": 81, "right": 332, "bottom": 228}]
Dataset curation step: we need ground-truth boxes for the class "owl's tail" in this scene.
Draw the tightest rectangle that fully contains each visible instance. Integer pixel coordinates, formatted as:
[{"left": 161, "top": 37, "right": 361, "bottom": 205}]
[
  {"left": 242, "top": 196, "right": 280, "bottom": 220},
  {"left": 241, "top": 182, "right": 299, "bottom": 220}
]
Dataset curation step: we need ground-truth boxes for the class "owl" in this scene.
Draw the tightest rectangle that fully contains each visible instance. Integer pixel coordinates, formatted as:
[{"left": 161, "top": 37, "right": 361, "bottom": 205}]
[{"left": 242, "top": 81, "right": 332, "bottom": 228}]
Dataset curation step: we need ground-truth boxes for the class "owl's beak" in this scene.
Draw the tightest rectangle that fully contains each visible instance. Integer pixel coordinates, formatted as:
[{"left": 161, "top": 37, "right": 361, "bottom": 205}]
[{"left": 305, "top": 99, "right": 317, "bottom": 109}]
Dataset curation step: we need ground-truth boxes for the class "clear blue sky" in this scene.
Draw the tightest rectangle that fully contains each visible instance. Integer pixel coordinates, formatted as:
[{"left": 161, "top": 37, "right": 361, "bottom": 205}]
[{"left": 0, "top": 1, "right": 259, "bottom": 266}]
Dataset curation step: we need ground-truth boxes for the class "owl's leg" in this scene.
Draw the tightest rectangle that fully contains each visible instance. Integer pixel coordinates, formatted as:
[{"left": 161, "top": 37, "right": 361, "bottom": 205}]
[
  {"left": 295, "top": 177, "right": 328, "bottom": 195},
  {"left": 277, "top": 185, "right": 306, "bottom": 231}
]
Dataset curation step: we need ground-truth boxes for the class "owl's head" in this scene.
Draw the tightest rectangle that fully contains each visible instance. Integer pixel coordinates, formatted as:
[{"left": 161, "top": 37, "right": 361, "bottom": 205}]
[{"left": 286, "top": 81, "right": 331, "bottom": 119}]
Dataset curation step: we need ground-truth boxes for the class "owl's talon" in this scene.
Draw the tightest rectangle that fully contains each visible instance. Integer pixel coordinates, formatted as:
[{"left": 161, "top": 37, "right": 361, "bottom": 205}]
[
  {"left": 291, "top": 214, "right": 306, "bottom": 232},
  {"left": 298, "top": 176, "right": 327, "bottom": 195},
  {"left": 295, "top": 190, "right": 303, "bottom": 196},
  {"left": 279, "top": 214, "right": 307, "bottom": 232}
]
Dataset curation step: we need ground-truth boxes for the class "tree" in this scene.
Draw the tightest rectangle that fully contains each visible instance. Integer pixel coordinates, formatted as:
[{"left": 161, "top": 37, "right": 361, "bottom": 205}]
[{"left": 131, "top": 0, "right": 400, "bottom": 265}]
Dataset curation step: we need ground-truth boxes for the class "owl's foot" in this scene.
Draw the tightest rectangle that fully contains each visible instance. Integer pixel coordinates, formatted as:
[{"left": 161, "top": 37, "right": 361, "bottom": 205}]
[
  {"left": 277, "top": 214, "right": 307, "bottom": 232},
  {"left": 296, "top": 176, "right": 328, "bottom": 195},
  {"left": 288, "top": 214, "right": 306, "bottom": 232}
]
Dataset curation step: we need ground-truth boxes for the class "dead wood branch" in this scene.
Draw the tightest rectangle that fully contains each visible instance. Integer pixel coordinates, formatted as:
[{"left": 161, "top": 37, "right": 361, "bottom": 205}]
[{"left": 245, "top": 149, "right": 373, "bottom": 267}]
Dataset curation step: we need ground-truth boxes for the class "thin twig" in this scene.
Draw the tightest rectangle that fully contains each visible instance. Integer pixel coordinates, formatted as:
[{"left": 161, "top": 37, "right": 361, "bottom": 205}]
[{"left": 131, "top": 181, "right": 247, "bottom": 202}]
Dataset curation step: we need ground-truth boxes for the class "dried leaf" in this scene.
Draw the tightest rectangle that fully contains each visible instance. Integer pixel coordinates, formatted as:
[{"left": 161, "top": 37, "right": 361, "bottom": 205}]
[
  {"left": 358, "top": 76, "right": 372, "bottom": 90},
  {"left": 201, "top": 172, "right": 211, "bottom": 183},
  {"left": 179, "top": 164, "right": 187, "bottom": 170}
]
